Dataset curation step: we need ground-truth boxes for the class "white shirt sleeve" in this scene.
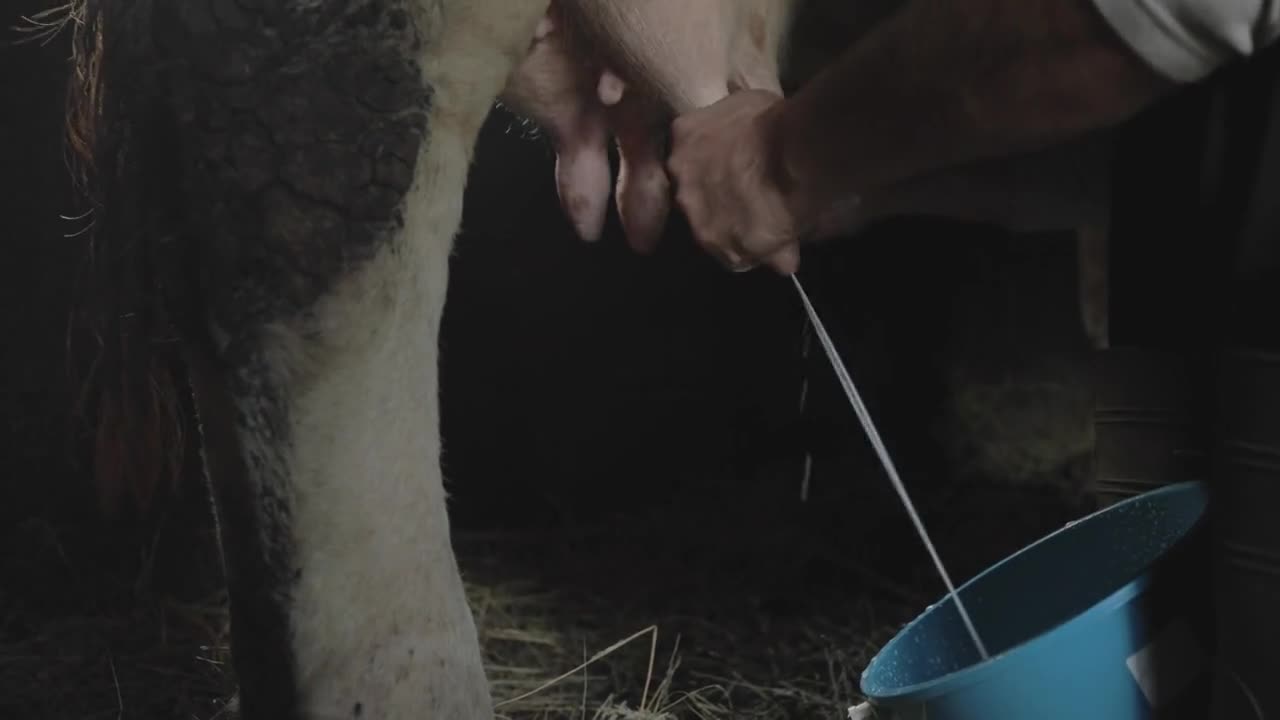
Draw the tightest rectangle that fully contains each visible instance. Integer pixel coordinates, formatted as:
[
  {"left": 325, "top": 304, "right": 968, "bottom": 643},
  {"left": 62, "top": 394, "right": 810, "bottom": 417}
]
[{"left": 1090, "top": 0, "right": 1280, "bottom": 83}]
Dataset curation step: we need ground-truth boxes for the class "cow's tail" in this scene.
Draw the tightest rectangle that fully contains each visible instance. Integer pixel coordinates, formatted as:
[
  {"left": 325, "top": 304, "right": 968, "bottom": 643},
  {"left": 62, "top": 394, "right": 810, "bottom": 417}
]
[{"left": 63, "top": 0, "right": 192, "bottom": 520}]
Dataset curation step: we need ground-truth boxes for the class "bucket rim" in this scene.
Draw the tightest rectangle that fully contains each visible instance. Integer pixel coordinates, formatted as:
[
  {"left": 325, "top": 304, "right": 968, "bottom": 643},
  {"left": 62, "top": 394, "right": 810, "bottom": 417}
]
[{"left": 859, "top": 480, "right": 1210, "bottom": 703}]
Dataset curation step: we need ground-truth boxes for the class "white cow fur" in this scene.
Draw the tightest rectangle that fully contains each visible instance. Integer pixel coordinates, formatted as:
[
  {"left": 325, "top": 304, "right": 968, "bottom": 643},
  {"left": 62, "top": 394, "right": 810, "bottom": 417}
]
[{"left": 251, "top": 2, "right": 550, "bottom": 717}]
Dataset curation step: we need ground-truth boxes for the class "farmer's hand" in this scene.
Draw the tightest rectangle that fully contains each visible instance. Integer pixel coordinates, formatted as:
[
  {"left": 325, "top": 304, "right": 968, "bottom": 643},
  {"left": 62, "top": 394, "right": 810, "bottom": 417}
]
[{"left": 666, "top": 89, "right": 811, "bottom": 275}]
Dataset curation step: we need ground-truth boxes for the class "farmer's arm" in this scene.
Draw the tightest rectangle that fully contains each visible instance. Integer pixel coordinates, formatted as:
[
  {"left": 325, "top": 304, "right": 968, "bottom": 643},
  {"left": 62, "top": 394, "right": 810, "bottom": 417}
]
[
  {"left": 769, "top": 0, "right": 1177, "bottom": 222},
  {"left": 783, "top": 0, "right": 1280, "bottom": 201},
  {"left": 668, "top": 0, "right": 1280, "bottom": 272}
]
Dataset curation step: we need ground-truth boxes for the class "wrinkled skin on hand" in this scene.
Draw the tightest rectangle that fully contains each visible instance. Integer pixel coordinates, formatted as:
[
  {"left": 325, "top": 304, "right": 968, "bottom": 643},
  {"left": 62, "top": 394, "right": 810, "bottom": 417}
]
[{"left": 666, "top": 88, "right": 803, "bottom": 274}]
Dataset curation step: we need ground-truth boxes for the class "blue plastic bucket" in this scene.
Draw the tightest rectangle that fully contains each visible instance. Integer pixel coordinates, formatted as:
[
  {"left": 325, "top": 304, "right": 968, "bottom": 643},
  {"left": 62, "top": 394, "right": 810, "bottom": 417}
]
[{"left": 860, "top": 481, "right": 1213, "bottom": 720}]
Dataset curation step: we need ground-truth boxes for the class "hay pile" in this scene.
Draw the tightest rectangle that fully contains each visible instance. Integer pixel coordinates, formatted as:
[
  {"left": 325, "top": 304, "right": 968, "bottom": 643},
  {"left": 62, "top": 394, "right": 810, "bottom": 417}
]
[{"left": 463, "top": 527, "right": 905, "bottom": 720}]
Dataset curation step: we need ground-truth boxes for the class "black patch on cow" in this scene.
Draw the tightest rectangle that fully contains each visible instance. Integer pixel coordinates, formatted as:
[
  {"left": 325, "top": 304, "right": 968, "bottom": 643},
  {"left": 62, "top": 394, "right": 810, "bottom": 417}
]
[{"left": 155, "top": 0, "right": 435, "bottom": 338}]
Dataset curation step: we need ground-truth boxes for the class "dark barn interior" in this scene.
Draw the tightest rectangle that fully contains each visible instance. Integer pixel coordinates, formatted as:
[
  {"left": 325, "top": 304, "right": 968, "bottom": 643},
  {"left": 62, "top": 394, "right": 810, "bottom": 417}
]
[{"left": 2, "top": 5, "right": 1103, "bottom": 719}]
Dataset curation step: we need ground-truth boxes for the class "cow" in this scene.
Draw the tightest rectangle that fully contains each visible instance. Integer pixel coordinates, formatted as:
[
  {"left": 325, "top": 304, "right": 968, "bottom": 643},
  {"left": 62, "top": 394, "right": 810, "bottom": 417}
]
[{"left": 56, "top": 0, "right": 1113, "bottom": 717}]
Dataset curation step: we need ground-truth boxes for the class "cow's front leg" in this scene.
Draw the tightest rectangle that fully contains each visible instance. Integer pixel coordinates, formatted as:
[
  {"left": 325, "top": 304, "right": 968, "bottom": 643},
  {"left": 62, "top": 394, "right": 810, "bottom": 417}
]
[{"left": 155, "top": 3, "right": 523, "bottom": 718}]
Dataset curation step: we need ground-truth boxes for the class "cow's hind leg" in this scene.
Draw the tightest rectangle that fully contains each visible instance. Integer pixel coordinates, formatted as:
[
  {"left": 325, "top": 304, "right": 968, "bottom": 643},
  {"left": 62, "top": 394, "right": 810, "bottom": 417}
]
[
  {"left": 146, "top": 2, "right": 542, "bottom": 717},
  {"left": 186, "top": 209, "right": 490, "bottom": 719}
]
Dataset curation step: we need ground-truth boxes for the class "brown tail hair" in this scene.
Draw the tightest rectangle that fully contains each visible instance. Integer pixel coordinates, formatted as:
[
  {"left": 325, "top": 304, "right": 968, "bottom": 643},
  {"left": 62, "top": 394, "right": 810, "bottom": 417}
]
[{"left": 62, "top": 0, "right": 192, "bottom": 519}]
